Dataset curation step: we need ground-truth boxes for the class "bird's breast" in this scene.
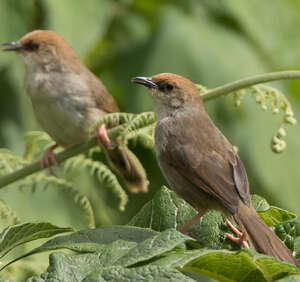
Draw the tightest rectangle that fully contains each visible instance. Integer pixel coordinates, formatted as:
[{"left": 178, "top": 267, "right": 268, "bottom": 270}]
[{"left": 25, "top": 71, "right": 103, "bottom": 146}]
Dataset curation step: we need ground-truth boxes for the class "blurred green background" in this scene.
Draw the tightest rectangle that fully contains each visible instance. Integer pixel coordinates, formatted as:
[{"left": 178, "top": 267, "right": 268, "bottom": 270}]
[{"left": 1, "top": 0, "right": 300, "bottom": 279}]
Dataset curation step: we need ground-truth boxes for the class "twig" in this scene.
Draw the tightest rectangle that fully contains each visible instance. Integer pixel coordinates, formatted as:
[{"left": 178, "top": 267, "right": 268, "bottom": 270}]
[
  {"left": 0, "top": 125, "right": 124, "bottom": 189},
  {"left": 202, "top": 71, "right": 300, "bottom": 101},
  {"left": 1, "top": 71, "right": 300, "bottom": 189}
]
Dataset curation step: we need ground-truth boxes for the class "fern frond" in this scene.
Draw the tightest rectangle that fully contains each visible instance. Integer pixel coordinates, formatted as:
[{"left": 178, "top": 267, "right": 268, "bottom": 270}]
[
  {"left": 88, "top": 112, "right": 136, "bottom": 136},
  {"left": 0, "top": 199, "right": 20, "bottom": 230},
  {"left": 20, "top": 173, "right": 95, "bottom": 228},
  {"left": 119, "top": 112, "right": 156, "bottom": 146},
  {"left": 65, "top": 155, "right": 128, "bottom": 211},
  {"left": 127, "top": 125, "right": 155, "bottom": 149},
  {"left": 233, "top": 84, "right": 297, "bottom": 153},
  {"left": 24, "top": 131, "right": 53, "bottom": 161},
  {"left": 0, "top": 149, "right": 95, "bottom": 228},
  {"left": 0, "top": 149, "right": 28, "bottom": 176},
  {"left": 87, "top": 146, "right": 101, "bottom": 158}
]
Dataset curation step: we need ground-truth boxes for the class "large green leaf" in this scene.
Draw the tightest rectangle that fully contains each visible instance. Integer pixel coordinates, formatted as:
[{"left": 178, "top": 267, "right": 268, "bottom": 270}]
[
  {"left": 85, "top": 265, "right": 194, "bottom": 282},
  {"left": 9, "top": 226, "right": 157, "bottom": 261},
  {"left": 23, "top": 227, "right": 299, "bottom": 282},
  {"left": 114, "top": 229, "right": 190, "bottom": 267},
  {"left": 27, "top": 253, "right": 194, "bottom": 282},
  {"left": 0, "top": 222, "right": 72, "bottom": 259},
  {"left": 129, "top": 186, "right": 225, "bottom": 249},
  {"left": 252, "top": 194, "right": 297, "bottom": 227},
  {"left": 181, "top": 249, "right": 298, "bottom": 282}
]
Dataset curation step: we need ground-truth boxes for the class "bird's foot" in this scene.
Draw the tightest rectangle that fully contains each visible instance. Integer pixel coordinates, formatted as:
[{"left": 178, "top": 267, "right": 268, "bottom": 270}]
[
  {"left": 225, "top": 219, "right": 249, "bottom": 249},
  {"left": 40, "top": 144, "right": 59, "bottom": 175},
  {"left": 97, "top": 124, "right": 114, "bottom": 150}
]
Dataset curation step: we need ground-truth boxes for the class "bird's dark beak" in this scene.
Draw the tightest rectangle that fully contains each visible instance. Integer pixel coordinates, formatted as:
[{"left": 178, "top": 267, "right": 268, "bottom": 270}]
[
  {"left": 2, "top": 41, "right": 23, "bottom": 51},
  {"left": 131, "top": 77, "right": 157, "bottom": 89}
]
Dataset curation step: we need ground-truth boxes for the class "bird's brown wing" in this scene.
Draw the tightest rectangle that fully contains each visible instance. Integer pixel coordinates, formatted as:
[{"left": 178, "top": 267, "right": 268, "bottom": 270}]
[
  {"left": 164, "top": 118, "right": 250, "bottom": 215},
  {"left": 86, "top": 70, "right": 120, "bottom": 113}
]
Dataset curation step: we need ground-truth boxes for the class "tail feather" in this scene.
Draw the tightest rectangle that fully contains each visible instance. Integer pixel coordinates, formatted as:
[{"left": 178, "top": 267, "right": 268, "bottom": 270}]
[
  {"left": 107, "top": 146, "right": 149, "bottom": 193},
  {"left": 234, "top": 202, "right": 300, "bottom": 270}
]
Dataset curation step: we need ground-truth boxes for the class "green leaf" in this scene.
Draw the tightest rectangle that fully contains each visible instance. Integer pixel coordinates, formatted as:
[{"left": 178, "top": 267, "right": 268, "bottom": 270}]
[
  {"left": 258, "top": 207, "right": 297, "bottom": 227},
  {"left": 275, "top": 275, "right": 300, "bottom": 282},
  {"left": 0, "top": 222, "right": 73, "bottom": 259},
  {"left": 129, "top": 186, "right": 225, "bottom": 249},
  {"left": 40, "top": 252, "right": 101, "bottom": 282},
  {"left": 31, "top": 252, "right": 194, "bottom": 282},
  {"left": 181, "top": 249, "right": 298, "bottom": 282},
  {"left": 21, "top": 225, "right": 299, "bottom": 282},
  {"left": 18, "top": 226, "right": 157, "bottom": 258},
  {"left": 114, "top": 229, "right": 191, "bottom": 267},
  {"left": 251, "top": 194, "right": 270, "bottom": 212},
  {"left": 85, "top": 265, "right": 194, "bottom": 282},
  {"left": 275, "top": 223, "right": 297, "bottom": 252},
  {"left": 294, "top": 236, "right": 300, "bottom": 263},
  {"left": 23, "top": 228, "right": 194, "bottom": 281},
  {"left": 251, "top": 194, "right": 297, "bottom": 227}
]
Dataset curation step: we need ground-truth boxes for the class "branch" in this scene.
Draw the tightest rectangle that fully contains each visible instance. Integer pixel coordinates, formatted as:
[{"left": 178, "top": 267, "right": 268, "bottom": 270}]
[
  {"left": 202, "top": 70, "right": 300, "bottom": 102},
  {"left": 0, "top": 125, "right": 124, "bottom": 189},
  {"left": 1, "top": 70, "right": 300, "bottom": 189}
]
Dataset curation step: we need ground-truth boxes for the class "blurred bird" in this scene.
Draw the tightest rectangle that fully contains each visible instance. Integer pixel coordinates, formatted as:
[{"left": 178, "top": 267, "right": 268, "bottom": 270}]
[
  {"left": 3, "top": 30, "right": 148, "bottom": 193},
  {"left": 132, "top": 73, "right": 299, "bottom": 269}
]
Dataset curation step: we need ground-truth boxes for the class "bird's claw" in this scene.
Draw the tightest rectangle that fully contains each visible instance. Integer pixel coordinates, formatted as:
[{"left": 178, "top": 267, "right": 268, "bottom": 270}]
[
  {"left": 225, "top": 219, "right": 249, "bottom": 249},
  {"left": 40, "top": 144, "right": 59, "bottom": 175}
]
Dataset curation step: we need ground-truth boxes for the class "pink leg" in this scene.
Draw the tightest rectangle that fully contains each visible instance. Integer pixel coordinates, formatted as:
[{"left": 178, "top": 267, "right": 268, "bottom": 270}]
[
  {"left": 97, "top": 124, "right": 113, "bottom": 149},
  {"left": 225, "top": 219, "right": 249, "bottom": 249},
  {"left": 179, "top": 209, "right": 206, "bottom": 233},
  {"left": 40, "top": 144, "right": 59, "bottom": 174}
]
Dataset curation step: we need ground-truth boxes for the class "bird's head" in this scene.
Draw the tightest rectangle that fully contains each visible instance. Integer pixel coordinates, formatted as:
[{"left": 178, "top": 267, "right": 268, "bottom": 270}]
[
  {"left": 132, "top": 73, "right": 203, "bottom": 111},
  {"left": 3, "top": 30, "right": 79, "bottom": 71}
]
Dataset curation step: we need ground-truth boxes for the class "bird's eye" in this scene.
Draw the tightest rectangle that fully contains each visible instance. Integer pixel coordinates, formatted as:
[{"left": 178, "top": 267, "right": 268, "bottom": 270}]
[
  {"left": 24, "top": 41, "right": 40, "bottom": 51},
  {"left": 165, "top": 83, "right": 174, "bottom": 91}
]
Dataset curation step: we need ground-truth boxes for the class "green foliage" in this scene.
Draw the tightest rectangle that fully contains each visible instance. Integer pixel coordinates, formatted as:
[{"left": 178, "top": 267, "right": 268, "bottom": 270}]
[
  {"left": 0, "top": 222, "right": 72, "bottom": 261},
  {"left": 1, "top": 1, "right": 300, "bottom": 280},
  {"left": 0, "top": 69, "right": 299, "bottom": 282},
  {"left": 88, "top": 112, "right": 136, "bottom": 135},
  {"left": 119, "top": 111, "right": 156, "bottom": 145},
  {"left": 23, "top": 131, "right": 53, "bottom": 162},
  {"left": 232, "top": 85, "right": 297, "bottom": 153},
  {"left": 0, "top": 188, "right": 298, "bottom": 281},
  {"left": 129, "top": 185, "right": 226, "bottom": 249},
  {"left": 0, "top": 148, "right": 96, "bottom": 228},
  {"left": 0, "top": 200, "right": 20, "bottom": 230},
  {"left": 65, "top": 154, "right": 128, "bottom": 211},
  {"left": 24, "top": 174, "right": 97, "bottom": 228}
]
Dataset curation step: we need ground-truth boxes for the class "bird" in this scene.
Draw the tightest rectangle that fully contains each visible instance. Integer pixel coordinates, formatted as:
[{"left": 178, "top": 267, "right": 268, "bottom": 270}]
[
  {"left": 132, "top": 73, "right": 300, "bottom": 269},
  {"left": 2, "top": 30, "right": 148, "bottom": 193}
]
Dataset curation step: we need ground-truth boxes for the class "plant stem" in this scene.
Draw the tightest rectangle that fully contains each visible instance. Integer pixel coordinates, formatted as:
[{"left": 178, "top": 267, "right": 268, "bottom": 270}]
[
  {"left": 0, "top": 126, "right": 124, "bottom": 189},
  {"left": 202, "top": 70, "right": 300, "bottom": 101},
  {"left": 1, "top": 70, "right": 300, "bottom": 189}
]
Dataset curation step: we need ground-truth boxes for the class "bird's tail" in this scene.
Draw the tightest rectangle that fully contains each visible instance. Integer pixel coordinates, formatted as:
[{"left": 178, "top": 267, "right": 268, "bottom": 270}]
[
  {"left": 234, "top": 202, "right": 300, "bottom": 270},
  {"left": 106, "top": 146, "right": 149, "bottom": 193}
]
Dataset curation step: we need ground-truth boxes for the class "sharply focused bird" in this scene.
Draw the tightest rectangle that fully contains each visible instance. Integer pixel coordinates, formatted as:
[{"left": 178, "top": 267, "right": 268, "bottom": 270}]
[
  {"left": 3, "top": 30, "right": 148, "bottom": 193},
  {"left": 132, "top": 73, "right": 299, "bottom": 269}
]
